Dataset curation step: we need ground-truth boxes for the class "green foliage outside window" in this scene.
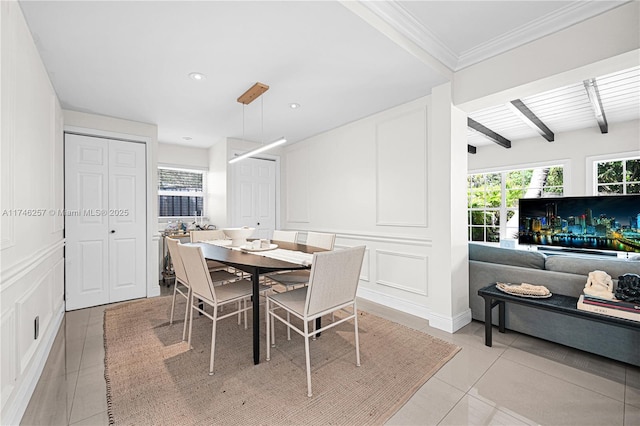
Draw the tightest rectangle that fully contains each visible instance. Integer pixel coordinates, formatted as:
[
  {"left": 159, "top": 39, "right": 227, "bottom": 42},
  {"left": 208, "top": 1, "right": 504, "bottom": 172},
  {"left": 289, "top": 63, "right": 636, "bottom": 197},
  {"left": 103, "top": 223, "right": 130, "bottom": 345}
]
[
  {"left": 597, "top": 158, "right": 640, "bottom": 195},
  {"left": 468, "top": 166, "right": 564, "bottom": 243}
]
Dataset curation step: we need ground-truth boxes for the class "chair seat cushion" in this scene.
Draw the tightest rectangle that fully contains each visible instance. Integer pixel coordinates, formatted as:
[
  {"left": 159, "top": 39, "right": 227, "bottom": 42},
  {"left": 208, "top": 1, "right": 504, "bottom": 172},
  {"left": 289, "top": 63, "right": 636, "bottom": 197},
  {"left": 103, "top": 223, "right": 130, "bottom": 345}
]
[
  {"left": 213, "top": 279, "right": 269, "bottom": 304},
  {"left": 269, "top": 270, "right": 310, "bottom": 286},
  {"left": 206, "top": 259, "right": 227, "bottom": 270},
  {"left": 268, "top": 287, "right": 307, "bottom": 315},
  {"left": 210, "top": 270, "right": 239, "bottom": 283}
]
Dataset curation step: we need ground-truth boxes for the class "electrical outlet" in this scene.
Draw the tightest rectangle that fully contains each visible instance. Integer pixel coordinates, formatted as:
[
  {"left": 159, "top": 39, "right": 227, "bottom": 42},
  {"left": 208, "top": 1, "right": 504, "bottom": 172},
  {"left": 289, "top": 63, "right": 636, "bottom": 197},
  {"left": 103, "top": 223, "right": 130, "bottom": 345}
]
[{"left": 34, "top": 316, "right": 39, "bottom": 340}]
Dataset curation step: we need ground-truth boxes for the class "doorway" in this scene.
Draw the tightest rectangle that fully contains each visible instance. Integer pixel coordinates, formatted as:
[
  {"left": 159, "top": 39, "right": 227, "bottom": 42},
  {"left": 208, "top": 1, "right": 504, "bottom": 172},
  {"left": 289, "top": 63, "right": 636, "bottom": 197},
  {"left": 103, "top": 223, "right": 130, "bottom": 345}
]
[
  {"left": 64, "top": 133, "right": 147, "bottom": 310},
  {"left": 230, "top": 157, "right": 277, "bottom": 240}
]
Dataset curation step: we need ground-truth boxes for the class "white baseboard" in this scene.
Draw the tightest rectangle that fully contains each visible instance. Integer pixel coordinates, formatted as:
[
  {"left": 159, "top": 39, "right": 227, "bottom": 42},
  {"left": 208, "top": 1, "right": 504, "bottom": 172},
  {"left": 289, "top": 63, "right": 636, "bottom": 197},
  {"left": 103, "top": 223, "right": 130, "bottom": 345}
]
[
  {"left": 357, "top": 287, "right": 472, "bottom": 333},
  {"left": 429, "top": 309, "right": 472, "bottom": 333},
  {"left": 357, "top": 287, "right": 431, "bottom": 319},
  {"left": 2, "top": 304, "right": 64, "bottom": 426}
]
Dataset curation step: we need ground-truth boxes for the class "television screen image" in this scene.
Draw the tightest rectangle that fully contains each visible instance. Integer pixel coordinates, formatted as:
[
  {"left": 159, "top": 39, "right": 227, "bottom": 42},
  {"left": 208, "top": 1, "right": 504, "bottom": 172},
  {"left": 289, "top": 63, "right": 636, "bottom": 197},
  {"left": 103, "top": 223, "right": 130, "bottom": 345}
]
[{"left": 518, "top": 195, "right": 640, "bottom": 253}]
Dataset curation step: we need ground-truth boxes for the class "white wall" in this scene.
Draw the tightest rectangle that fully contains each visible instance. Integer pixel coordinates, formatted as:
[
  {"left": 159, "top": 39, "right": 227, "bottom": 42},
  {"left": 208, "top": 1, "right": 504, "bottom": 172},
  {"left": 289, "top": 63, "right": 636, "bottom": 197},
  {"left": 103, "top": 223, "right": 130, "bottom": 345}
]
[
  {"left": 469, "top": 119, "right": 640, "bottom": 196},
  {"left": 1, "top": 2, "right": 64, "bottom": 423},
  {"left": 281, "top": 94, "right": 471, "bottom": 330},
  {"left": 158, "top": 142, "right": 209, "bottom": 170}
]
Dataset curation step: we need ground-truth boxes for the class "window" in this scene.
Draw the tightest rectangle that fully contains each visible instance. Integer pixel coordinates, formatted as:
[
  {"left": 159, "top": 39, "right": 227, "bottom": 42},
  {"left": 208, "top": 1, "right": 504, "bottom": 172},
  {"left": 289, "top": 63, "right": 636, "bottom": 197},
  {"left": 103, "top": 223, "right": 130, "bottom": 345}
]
[
  {"left": 158, "top": 167, "right": 205, "bottom": 217},
  {"left": 595, "top": 156, "right": 640, "bottom": 195},
  {"left": 468, "top": 165, "right": 564, "bottom": 243}
]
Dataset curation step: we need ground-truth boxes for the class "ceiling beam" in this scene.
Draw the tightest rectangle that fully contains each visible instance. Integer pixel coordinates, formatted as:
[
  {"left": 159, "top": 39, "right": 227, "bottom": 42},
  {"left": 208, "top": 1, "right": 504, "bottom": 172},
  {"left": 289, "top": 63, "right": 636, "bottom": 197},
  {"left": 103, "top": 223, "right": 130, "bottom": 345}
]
[
  {"left": 467, "top": 144, "right": 477, "bottom": 154},
  {"left": 467, "top": 118, "right": 511, "bottom": 149},
  {"left": 583, "top": 78, "right": 608, "bottom": 133},
  {"left": 508, "top": 99, "right": 554, "bottom": 142}
]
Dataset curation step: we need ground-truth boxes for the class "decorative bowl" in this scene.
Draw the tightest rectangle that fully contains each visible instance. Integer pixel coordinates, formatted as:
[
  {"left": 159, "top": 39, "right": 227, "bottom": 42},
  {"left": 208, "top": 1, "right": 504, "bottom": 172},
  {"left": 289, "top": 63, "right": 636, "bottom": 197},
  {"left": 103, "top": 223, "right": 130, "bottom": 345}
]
[{"left": 222, "top": 227, "right": 255, "bottom": 247}]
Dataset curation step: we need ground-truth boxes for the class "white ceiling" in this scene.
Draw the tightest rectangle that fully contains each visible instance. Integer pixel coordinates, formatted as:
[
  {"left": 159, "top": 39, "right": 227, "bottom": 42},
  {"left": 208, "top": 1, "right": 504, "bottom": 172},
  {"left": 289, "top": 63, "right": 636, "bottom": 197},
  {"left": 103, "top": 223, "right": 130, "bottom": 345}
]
[
  {"left": 18, "top": 0, "right": 630, "bottom": 149},
  {"left": 467, "top": 66, "right": 640, "bottom": 147}
]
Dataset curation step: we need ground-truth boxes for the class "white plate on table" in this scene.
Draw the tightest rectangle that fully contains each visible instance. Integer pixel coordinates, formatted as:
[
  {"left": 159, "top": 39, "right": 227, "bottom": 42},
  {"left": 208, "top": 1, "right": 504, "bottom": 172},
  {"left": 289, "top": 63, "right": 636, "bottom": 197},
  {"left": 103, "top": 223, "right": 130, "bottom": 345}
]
[{"left": 240, "top": 243, "right": 278, "bottom": 252}]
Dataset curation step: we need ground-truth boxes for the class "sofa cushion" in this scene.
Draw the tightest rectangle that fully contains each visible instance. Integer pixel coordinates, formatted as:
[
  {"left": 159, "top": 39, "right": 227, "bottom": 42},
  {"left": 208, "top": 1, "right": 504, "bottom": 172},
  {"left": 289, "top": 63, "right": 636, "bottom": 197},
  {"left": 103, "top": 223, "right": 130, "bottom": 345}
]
[
  {"left": 545, "top": 255, "right": 640, "bottom": 278},
  {"left": 468, "top": 243, "right": 545, "bottom": 270}
]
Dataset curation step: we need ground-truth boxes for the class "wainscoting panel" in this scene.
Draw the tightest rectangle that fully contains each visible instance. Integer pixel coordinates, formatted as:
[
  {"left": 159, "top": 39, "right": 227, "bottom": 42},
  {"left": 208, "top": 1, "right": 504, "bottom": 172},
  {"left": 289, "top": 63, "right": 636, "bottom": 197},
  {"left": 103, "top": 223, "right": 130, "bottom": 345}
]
[
  {"left": 1, "top": 308, "right": 16, "bottom": 409},
  {"left": 375, "top": 249, "right": 429, "bottom": 296},
  {"left": 0, "top": 241, "right": 64, "bottom": 421},
  {"left": 17, "top": 270, "right": 54, "bottom": 374},
  {"left": 375, "top": 107, "right": 428, "bottom": 227}
]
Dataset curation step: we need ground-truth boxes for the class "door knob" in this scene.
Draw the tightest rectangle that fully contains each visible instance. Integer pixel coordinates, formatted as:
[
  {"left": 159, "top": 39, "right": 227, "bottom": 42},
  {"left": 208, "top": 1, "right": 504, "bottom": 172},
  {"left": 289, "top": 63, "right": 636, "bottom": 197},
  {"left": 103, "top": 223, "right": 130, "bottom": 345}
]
[
  {"left": 110, "top": 230, "right": 116, "bottom": 234},
  {"left": 257, "top": 222, "right": 260, "bottom": 226}
]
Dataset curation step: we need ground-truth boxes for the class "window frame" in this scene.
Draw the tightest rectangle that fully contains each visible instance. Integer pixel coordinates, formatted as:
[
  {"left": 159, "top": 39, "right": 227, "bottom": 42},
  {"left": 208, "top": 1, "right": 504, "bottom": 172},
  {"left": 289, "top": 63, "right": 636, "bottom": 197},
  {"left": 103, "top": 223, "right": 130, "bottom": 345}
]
[
  {"left": 589, "top": 153, "right": 640, "bottom": 196},
  {"left": 157, "top": 165, "right": 207, "bottom": 220},
  {"left": 468, "top": 160, "right": 569, "bottom": 244}
]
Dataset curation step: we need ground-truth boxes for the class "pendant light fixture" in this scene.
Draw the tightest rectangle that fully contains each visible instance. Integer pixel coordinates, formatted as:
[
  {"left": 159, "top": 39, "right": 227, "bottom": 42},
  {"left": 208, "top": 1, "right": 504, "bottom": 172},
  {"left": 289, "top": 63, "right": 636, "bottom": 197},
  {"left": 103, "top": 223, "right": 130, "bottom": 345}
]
[{"left": 229, "top": 82, "right": 287, "bottom": 164}]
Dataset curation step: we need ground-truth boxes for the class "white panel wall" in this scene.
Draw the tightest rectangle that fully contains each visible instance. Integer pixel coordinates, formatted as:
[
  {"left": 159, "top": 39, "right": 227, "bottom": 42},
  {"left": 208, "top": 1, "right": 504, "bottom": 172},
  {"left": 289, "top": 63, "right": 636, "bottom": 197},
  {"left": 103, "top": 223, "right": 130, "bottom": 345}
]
[
  {"left": 0, "top": 2, "right": 65, "bottom": 423},
  {"left": 283, "top": 97, "right": 447, "bottom": 323},
  {"left": 376, "top": 107, "right": 428, "bottom": 227}
]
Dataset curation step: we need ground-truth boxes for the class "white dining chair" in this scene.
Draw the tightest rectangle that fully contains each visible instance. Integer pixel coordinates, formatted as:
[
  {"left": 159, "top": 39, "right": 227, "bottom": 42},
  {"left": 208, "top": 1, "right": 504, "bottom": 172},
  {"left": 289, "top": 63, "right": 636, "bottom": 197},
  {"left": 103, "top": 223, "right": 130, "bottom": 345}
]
[
  {"left": 269, "top": 232, "right": 335, "bottom": 289},
  {"left": 268, "top": 232, "right": 336, "bottom": 338},
  {"left": 191, "top": 229, "right": 242, "bottom": 278},
  {"left": 178, "top": 243, "right": 269, "bottom": 375},
  {"left": 272, "top": 230, "right": 298, "bottom": 243},
  {"left": 166, "top": 237, "right": 191, "bottom": 341},
  {"left": 266, "top": 245, "right": 366, "bottom": 397}
]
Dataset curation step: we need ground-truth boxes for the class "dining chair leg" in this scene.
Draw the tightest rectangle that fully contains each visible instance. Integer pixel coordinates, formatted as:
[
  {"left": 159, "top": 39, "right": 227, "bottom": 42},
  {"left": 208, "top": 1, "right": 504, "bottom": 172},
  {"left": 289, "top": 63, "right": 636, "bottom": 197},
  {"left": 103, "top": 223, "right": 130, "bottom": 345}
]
[
  {"left": 182, "top": 287, "right": 191, "bottom": 341},
  {"left": 169, "top": 280, "right": 178, "bottom": 325},
  {"left": 244, "top": 298, "right": 248, "bottom": 330},
  {"left": 353, "top": 304, "right": 361, "bottom": 367},
  {"left": 187, "top": 295, "right": 194, "bottom": 349},
  {"left": 287, "top": 312, "right": 291, "bottom": 341},
  {"left": 271, "top": 311, "right": 276, "bottom": 347},
  {"left": 266, "top": 299, "right": 271, "bottom": 361},
  {"left": 303, "top": 321, "right": 312, "bottom": 397},
  {"left": 209, "top": 308, "right": 218, "bottom": 376}
]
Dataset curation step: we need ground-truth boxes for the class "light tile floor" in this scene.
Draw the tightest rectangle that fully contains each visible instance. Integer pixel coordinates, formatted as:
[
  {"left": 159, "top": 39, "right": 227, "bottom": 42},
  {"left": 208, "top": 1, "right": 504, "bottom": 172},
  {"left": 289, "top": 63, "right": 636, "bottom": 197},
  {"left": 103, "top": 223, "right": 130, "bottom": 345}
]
[{"left": 20, "top": 290, "right": 640, "bottom": 425}]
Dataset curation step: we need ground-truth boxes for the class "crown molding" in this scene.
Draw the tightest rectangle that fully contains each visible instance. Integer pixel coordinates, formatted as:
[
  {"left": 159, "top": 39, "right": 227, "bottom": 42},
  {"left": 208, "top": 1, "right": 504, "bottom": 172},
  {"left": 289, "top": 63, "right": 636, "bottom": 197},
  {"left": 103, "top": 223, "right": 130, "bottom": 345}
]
[
  {"left": 456, "top": 1, "right": 628, "bottom": 69},
  {"left": 359, "top": 0, "right": 458, "bottom": 71},
  {"left": 356, "top": 0, "right": 627, "bottom": 72}
]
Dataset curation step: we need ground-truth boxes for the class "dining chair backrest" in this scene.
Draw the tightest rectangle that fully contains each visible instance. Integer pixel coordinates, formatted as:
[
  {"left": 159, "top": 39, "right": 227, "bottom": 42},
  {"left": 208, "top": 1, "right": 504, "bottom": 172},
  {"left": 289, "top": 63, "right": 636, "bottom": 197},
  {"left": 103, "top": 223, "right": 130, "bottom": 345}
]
[
  {"left": 306, "top": 232, "right": 336, "bottom": 251},
  {"left": 305, "top": 246, "right": 365, "bottom": 317},
  {"left": 272, "top": 230, "right": 298, "bottom": 243},
  {"left": 166, "top": 237, "right": 189, "bottom": 285},
  {"left": 178, "top": 244, "right": 216, "bottom": 304},
  {"left": 190, "top": 229, "right": 226, "bottom": 243}
]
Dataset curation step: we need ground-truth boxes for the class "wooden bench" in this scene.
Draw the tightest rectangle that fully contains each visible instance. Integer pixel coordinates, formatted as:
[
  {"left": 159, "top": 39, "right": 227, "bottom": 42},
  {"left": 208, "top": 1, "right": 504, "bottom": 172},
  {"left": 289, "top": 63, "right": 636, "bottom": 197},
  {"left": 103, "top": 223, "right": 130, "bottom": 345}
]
[{"left": 477, "top": 284, "right": 640, "bottom": 347}]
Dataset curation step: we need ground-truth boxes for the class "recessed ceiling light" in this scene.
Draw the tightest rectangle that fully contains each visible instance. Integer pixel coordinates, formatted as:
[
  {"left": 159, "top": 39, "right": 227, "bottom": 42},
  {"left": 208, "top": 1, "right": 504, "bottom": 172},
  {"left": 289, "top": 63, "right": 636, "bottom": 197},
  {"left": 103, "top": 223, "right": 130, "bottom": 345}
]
[
  {"left": 182, "top": 136, "right": 192, "bottom": 140},
  {"left": 289, "top": 103, "right": 300, "bottom": 109},
  {"left": 188, "top": 72, "right": 206, "bottom": 81}
]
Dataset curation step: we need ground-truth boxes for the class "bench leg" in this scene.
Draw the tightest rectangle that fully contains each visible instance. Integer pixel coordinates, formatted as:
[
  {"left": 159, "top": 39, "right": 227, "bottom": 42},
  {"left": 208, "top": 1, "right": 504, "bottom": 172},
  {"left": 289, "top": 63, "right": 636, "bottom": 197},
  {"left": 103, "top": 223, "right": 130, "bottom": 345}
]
[{"left": 483, "top": 296, "right": 493, "bottom": 347}]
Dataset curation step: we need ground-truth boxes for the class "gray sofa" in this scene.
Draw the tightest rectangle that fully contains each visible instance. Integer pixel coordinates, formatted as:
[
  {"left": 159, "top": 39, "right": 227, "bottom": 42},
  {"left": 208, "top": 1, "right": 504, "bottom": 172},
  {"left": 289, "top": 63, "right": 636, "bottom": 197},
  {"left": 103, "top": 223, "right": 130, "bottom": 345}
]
[{"left": 468, "top": 243, "right": 640, "bottom": 366}]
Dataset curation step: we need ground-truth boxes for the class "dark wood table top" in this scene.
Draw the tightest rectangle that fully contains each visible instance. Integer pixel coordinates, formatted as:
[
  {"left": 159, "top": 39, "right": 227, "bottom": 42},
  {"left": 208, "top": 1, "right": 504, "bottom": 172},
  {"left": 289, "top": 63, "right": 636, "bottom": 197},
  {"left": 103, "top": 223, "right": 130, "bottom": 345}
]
[{"left": 191, "top": 240, "right": 326, "bottom": 272}]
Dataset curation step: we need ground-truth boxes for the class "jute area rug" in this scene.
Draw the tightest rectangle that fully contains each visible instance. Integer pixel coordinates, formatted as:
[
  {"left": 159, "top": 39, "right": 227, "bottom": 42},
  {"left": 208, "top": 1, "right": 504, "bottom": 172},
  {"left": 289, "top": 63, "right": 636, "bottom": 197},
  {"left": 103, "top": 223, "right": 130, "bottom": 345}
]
[{"left": 104, "top": 296, "right": 460, "bottom": 425}]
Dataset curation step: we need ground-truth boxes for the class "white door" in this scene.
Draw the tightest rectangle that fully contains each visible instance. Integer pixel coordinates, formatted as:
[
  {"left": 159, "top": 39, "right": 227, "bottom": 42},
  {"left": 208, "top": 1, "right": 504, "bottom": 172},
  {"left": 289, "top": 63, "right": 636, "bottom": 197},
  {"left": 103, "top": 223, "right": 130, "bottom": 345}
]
[
  {"left": 232, "top": 157, "right": 276, "bottom": 240},
  {"left": 65, "top": 134, "right": 146, "bottom": 310}
]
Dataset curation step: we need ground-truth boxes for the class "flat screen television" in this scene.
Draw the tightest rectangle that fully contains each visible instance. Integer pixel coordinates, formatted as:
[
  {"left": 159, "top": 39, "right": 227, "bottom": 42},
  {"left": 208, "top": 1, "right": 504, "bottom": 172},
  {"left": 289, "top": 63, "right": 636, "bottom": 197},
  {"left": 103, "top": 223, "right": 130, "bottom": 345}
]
[{"left": 518, "top": 194, "right": 640, "bottom": 253}]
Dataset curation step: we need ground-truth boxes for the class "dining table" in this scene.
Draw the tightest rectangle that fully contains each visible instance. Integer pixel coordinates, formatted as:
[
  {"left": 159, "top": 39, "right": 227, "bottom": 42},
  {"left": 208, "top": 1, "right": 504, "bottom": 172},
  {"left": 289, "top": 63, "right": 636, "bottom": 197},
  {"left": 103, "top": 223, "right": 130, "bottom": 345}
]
[{"left": 192, "top": 240, "right": 326, "bottom": 365}]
